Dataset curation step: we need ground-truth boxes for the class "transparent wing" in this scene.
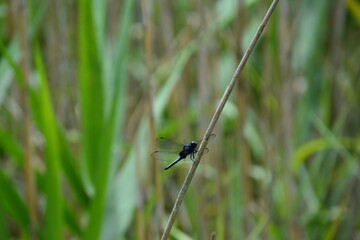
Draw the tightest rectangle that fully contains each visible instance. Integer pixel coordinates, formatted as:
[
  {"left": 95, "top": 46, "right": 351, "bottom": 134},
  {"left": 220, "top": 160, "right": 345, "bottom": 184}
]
[
  {"left": 156, "top": 137, "right": 184, "bottom": 151},
  {"left": 156, "top": 134, "right": 215, "bottom": 151},
  {"left": 208, "top": 133, "right": 216, "bottom": 142},
  {"left": 151, "top": 150, "right": 180, "bottom": 162},
  {"left": 194, "top": 133, "right": 216, "bottom": 145},
  {"left": 202, "top": 133, "right": 216, "bottom": 143},
  {"left": 192, "top": 134, "right": 215, "bottom": 165},
  {"left": 151, "top": 134, "right": 216, "bottom": 168},
  {"left": 194, "top": 134, "right": 216, "bottom": 151}
]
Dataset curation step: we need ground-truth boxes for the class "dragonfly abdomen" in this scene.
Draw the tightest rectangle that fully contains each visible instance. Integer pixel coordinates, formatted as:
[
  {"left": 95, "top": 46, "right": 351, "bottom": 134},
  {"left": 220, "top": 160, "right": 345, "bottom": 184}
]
[{"left": 164, "top": 156, "right": 184, "bottom": 170}]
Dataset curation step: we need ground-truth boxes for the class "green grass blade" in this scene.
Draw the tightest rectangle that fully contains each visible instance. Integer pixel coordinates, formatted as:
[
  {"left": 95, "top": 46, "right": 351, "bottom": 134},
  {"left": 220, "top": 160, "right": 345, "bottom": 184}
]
[
  {"left": 58, "top": 131, "right": 88, "bottom": 206},
  {"left": 0, "top": 126, "right": 23, "bottom": 166},
  {"left": 154, "top": 40, "right": 199, "bottom": 119},
  {"left": 293, "top": 137, "right": 359, "bottom": 172},
  {"left": 32, "top": 46, "right": 63, "bottom": 240},
  {"left": 0, "top": 170, "right": 30, "bottom": 231},
  {"left": 78, "top": 0, "right": 105, "bottom": 239},
  {"left": 64, "top": 202, "right": 83, "bottom": 237},
  {"left": 82, "top": 0, "right": 135, "bottom": 238},
  {"left": 78, "top": 0, "right": 104, "bottom": 194},
  {"left": 0, "top": 207, "right": 9, "bottom": 239}
]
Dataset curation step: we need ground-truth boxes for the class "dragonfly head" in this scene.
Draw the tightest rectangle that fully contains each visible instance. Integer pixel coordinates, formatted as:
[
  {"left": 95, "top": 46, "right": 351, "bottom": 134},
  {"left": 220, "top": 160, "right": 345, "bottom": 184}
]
[{"left": 190, "top": 141, "right": 197, "bottom": 148}]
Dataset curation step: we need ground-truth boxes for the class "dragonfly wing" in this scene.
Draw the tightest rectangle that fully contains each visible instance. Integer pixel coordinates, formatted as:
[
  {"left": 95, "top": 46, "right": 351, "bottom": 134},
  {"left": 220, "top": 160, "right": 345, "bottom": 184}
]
[
  {"left": 194, "top": 134, "right": 216, "bottom": 152},
  {"left": 201, "top": 133, "right": 216, "bottom": 143},
  {"left": 156, "top": 137, "right": 184, "bottom": 151},
  {"left": 152, "top": 135, "right": 216, "bottom": 168},
  {"left": 151, "top": 150, "right": 180, "bottom": 162},
  {"left": 194, "top": 134, "right": 216, "bottom": 145},
  {"left": 204, "top": 148, "right": 209, "bottom": 154},
  {"left": 208, "top": 133, "right": 216, "bottom": 142}
]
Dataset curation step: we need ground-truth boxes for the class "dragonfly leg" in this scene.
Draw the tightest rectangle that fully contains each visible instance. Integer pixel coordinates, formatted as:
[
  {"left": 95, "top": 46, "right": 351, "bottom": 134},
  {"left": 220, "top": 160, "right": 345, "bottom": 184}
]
[{"left": 190, "top": 150, "right": 197, "bottom": 161}]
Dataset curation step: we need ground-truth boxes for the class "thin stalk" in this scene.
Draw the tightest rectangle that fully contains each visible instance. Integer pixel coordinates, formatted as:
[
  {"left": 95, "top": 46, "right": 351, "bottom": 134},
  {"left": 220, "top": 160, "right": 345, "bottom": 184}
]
[
  {"left": 18, "top": 0, "right": 38, "bottom": 236},
  {"left": 135, "top": 144, "right": 145, "bottom": 240},
  {"left": 161, "top": 0, "right": 280, "bottom": 238},
  {"left": 141, "top": 0, "right": 165, "bottom": 238}
]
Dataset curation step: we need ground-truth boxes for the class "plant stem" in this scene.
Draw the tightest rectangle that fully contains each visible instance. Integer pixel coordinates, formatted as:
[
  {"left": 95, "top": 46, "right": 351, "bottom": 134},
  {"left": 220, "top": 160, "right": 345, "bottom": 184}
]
[
  {"left": 161, "top": 0, "right": 280, "bottom": 238},
  {"left": 18, "top": 0, "right": 38, "bottom": 236}
]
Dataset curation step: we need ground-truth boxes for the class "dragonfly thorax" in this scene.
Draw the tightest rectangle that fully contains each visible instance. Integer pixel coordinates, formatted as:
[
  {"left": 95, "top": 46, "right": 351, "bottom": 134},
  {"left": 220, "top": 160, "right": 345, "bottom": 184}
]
[{"left": 152, "top": 134, "right": 215, "bottom": 170}]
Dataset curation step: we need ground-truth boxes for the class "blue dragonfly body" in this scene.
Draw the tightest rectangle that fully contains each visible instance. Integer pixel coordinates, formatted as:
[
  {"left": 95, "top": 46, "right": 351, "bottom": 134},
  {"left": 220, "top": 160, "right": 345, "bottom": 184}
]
[
  {"left": 163, "top": 141, "right": 198, "bottom": 170},
  {"left": 151, "top": 134, "right": 215, "bottom": 170}
]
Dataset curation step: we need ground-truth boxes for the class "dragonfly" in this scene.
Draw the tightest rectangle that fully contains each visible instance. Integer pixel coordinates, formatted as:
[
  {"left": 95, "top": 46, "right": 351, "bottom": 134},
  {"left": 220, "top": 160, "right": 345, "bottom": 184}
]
[{"left": 151, "top": 134, "right": 216, "bottom": 170}]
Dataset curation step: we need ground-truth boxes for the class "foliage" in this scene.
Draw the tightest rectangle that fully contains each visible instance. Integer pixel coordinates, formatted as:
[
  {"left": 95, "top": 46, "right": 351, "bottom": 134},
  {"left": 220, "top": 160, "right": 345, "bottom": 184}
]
[{"left": 0, "top": 0, "right": 359, "bottom": 239}]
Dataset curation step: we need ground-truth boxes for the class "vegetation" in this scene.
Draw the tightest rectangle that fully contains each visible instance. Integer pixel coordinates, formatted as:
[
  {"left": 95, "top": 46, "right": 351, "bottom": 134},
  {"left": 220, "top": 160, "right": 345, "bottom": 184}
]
[{"left": 0, "top": 0, "right": 359, "bottom": 239}]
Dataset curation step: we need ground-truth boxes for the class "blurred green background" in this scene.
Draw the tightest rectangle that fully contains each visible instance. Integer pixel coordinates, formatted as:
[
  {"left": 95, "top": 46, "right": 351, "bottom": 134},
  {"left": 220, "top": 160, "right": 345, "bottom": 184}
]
[{"left": 1, "top": 0, "right": 360, "bottom": 239}]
